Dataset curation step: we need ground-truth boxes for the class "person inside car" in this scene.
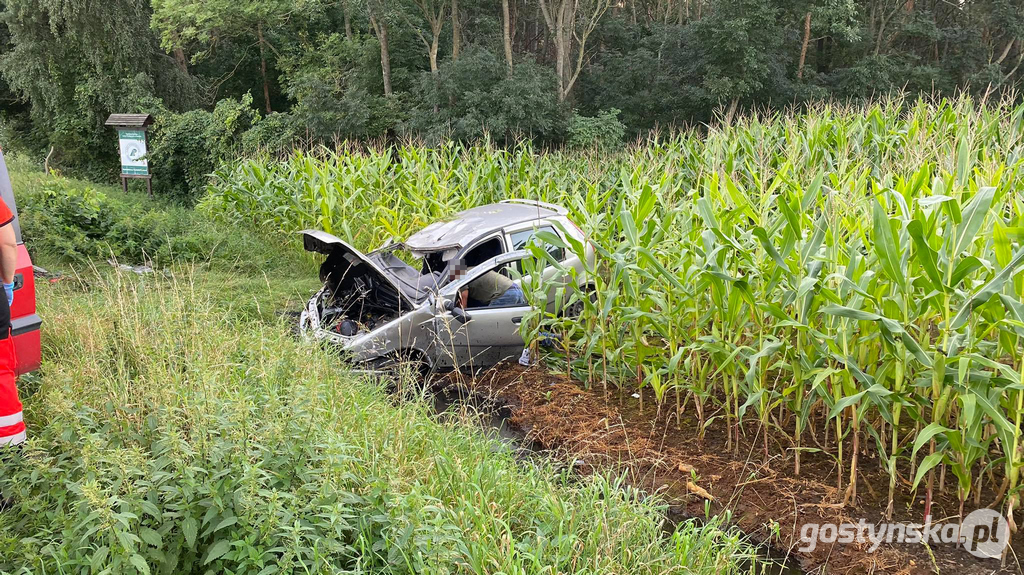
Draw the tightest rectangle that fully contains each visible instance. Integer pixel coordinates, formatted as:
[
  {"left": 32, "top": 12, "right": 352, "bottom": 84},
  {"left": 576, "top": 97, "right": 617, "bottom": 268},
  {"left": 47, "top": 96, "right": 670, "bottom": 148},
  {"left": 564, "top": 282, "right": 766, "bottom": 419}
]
[{"left": 450, "top": 262, "right": 526, "bottom": 308}]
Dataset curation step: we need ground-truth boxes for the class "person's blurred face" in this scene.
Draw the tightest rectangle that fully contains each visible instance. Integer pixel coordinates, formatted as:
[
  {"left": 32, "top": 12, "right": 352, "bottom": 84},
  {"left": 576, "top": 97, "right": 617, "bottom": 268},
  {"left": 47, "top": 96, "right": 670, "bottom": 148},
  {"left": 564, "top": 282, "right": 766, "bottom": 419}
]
[{"left": 449, "top": 261, "right": 467, "bottom": 282}]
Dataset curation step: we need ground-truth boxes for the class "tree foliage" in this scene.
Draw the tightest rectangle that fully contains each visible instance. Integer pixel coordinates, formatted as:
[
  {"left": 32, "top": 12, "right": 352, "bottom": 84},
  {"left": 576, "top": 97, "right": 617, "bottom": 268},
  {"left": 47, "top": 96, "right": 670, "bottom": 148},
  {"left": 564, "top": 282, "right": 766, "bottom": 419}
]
[
  {"left": 1, "top": 0, "right": 1023, "bottom": 186},
  {"left": 0, "top": 0, "right": 194, "bottom": 175}
]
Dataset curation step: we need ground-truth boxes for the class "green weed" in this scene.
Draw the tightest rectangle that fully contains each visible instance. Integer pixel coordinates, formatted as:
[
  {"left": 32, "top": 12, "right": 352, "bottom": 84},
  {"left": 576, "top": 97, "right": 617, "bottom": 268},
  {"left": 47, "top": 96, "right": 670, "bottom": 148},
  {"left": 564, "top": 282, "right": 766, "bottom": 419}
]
[{"left": 0, "top": 267, "right": 752, "bottom": 574}]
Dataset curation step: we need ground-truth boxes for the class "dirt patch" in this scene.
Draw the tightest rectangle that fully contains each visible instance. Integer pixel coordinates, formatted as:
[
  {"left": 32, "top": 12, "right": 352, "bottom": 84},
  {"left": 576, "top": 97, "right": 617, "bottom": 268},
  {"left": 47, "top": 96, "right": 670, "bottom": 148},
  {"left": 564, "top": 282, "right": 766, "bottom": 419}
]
[{"left": 437, "top": 363, "right": 1023, "bottom": 575}]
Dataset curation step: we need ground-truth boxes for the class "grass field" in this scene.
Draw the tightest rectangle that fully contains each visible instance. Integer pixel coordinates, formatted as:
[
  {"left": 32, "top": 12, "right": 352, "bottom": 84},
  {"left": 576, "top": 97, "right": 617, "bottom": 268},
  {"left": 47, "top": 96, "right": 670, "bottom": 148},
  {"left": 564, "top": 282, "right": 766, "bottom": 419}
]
[
  {"left": 204, "top": 94, "right": 1024, "bottom": 552},
  {"left": 0, "top": 162, "right": 752, "bottom": 574}
]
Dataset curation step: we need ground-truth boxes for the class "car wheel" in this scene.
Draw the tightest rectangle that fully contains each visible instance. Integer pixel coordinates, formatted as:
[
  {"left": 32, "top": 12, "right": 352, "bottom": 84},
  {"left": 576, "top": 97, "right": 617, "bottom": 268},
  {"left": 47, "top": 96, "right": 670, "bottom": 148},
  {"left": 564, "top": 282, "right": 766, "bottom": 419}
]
[{"left": 563, "top": 284, "right": 596, "bottom": 318}]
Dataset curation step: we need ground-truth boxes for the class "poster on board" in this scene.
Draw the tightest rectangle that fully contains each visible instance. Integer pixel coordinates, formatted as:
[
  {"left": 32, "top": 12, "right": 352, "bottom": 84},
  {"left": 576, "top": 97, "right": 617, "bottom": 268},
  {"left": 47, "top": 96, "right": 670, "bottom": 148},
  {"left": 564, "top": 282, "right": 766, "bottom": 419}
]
[{"left": 118, "top": 129, "right": 149, "bottom": 176}]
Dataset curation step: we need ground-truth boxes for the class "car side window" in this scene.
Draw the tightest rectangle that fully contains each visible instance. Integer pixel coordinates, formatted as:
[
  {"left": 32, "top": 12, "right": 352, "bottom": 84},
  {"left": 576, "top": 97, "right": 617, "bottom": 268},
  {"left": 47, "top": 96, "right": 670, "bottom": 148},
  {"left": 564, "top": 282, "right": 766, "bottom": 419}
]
[
  {"left": 458, "top": 236, "right": 505, "bottom": 268},
  {"left": 508, "top": 226, "right": 564, "bottom": 264}
]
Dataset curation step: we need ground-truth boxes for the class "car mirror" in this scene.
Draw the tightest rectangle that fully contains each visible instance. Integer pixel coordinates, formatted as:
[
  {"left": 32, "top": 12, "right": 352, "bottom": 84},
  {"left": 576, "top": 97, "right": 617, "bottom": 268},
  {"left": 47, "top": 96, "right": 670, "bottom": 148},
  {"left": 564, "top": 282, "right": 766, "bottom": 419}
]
[
  {"left": 443, "top": 299, "right": 471, "bottom": 323},
  {"left": 451, "top": 306, "right": 471, "bottom": 324}
]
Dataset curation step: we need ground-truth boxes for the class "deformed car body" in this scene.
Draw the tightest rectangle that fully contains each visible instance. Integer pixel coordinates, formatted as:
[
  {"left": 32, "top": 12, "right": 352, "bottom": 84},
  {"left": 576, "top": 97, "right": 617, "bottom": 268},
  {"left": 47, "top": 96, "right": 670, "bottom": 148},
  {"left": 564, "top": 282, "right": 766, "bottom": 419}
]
[{"left": 298, "top": 199, "right": 594, "bottom": 371}]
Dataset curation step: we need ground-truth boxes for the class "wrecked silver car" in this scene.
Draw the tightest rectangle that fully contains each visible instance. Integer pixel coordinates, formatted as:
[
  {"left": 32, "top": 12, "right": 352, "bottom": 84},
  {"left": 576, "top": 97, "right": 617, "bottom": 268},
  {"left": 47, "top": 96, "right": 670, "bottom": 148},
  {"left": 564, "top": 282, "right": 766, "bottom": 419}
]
[{"left": 298, "top": 200, "right": 594, "bottom": 371}]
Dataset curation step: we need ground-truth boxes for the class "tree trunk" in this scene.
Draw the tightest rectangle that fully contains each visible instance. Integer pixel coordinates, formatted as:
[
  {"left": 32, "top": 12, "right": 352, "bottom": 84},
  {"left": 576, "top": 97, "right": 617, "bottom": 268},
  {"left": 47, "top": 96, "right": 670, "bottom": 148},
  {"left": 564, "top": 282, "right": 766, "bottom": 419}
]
[
  {"left": 380, "top": 24, "right": 393, "bottom": 97},
  {"left": 797, "top": 12, "right": 811, "bottom": 79},
  {"left": 431, "top": 35, "right": 440, "bottom": 112},
  {"left": 555, "top": 1, "right": 568, "bottom": 101},
  {"left": 502, "top": 0, "right": 514, "bottom": 75},
  {"left": 725, "top": 97, "right": 738, "bottom": 125},
  {"left": 257, "top": 22, "right": 272, "bottom": 114},
  {"left": 997, "top": 39, "right": 1016, "bottom": 65},
  {"left": 429, "top": 36, "right": 439, "bottom": 75},
  {"left": 538, "top": 0, "right": 607, "bottom": 102},
  {"left": 344, "top": 3, "right": 353, "bottom": 40},
  {"left": 867, "top": 2, "right": 876, "bottom": 44},
  {"left": 173, "top": 46, "right": 188, "bottom": 74},
  {"left": 452, "top": 0, "right": 461, "bottom": 60},
  {"left": 369, "top": 11, "right": 394, "bottom": 97},
  {"left": 874, "top": 13, "right": 888, "bottom": 56},
  {"left": 406, "top": 2, "right": 448, "bottom": 83},
  {"left": 817, "top": 37, "right": 828, "bottom": 74},
  {"left": 538, "top": 0, "right": 568, "bottom": 100}
]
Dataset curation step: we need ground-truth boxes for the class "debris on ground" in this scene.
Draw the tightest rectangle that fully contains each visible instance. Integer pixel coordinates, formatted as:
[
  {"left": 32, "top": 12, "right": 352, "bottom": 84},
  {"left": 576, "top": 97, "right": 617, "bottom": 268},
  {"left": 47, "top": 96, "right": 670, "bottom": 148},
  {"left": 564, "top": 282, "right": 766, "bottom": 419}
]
[
  {"left": 32, "top": 265, "right": 64, "bottom": 283},
  {"left": 108, "top": 259, "right": 155, "bottom": 275}
]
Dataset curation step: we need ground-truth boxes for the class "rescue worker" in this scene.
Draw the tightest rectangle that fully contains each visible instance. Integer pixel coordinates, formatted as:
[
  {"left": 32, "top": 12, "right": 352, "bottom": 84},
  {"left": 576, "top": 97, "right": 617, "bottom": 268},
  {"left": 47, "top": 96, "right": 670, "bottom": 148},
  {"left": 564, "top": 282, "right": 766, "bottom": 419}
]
[{"left": 0, "top": 195, "right": 24, "bottom": 448}]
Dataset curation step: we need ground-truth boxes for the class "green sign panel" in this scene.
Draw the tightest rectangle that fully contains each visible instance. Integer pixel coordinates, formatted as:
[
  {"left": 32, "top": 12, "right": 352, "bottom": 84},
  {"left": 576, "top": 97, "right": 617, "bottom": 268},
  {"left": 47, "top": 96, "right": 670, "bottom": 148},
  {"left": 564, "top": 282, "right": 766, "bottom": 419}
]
[{"left": 117, "top": 129, "right": 149, "bottom": 176}]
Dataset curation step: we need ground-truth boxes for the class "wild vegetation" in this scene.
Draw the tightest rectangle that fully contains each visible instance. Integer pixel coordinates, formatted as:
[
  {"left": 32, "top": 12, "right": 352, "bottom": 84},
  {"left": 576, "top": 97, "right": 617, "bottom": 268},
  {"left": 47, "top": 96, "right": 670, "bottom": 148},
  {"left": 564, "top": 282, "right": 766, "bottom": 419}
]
[
  {"left": 0, "top": 161, "right": 753, "bottom": 574},
  {"left": 1, "top": 0, "right": 1023, "bottom": 193},
  {"left": 204, "top": 95, "right": 1024, "bottom": 562}
]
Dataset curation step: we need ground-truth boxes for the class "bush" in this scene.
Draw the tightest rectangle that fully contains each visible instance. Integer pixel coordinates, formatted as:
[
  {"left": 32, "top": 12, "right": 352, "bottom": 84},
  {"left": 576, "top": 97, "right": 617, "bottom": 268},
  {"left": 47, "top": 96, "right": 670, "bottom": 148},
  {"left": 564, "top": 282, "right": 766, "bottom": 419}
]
[
  {"left": 280, "top": 33, "right": 407, "bottom": 141},
  {"left": 15, "top": 171, "right": 293, "bottom": 273},
  {"left": 148, "top": 95, "right": 262, "bottom": 204},
  {"left": 239, "top": 112, "right": 300, "bottom": 156},
  {"left": 405, "top": 48, "right": 567, "bottom": 143},
  {"left": 567, "top": 108, "right": 626, "bottom": 149}
]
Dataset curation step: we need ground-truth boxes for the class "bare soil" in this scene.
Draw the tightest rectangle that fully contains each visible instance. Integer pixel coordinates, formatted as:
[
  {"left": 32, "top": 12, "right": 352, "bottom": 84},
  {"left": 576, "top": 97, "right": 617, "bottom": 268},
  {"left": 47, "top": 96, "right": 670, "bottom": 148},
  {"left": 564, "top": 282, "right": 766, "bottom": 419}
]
[{"left": 437, "top": 362, "right": 1023, "bottom": 575}]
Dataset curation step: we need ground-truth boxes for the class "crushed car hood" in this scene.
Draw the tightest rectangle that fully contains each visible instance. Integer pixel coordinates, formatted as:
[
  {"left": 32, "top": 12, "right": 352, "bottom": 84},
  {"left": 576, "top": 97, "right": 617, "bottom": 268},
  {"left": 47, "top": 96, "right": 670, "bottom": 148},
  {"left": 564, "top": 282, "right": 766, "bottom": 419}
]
[{"left": 301, "top": 230, "right": 441, "bottom": 305}]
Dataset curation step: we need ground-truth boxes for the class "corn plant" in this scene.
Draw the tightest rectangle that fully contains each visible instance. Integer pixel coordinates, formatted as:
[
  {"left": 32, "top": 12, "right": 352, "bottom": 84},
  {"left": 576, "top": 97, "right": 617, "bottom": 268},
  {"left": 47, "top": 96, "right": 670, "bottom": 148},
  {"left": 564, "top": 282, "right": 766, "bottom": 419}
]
[{"left": 204, "top": 95, "right": 1024, "bottom": 551}]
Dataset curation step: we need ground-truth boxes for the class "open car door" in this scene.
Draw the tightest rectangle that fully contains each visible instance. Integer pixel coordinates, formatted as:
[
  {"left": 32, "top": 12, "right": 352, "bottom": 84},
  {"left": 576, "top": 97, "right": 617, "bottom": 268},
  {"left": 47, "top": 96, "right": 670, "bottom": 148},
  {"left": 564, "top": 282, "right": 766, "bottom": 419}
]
[{"left": 432, "top": 251, "right": 532, "bottom": 371}]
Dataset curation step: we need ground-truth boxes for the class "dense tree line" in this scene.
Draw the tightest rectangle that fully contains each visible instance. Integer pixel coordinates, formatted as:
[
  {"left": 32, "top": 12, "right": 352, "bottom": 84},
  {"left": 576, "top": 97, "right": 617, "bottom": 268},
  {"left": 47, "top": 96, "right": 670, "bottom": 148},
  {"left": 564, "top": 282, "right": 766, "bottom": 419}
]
[{"left": 0, "top": 0, "right": 1022, "bottom": 192}]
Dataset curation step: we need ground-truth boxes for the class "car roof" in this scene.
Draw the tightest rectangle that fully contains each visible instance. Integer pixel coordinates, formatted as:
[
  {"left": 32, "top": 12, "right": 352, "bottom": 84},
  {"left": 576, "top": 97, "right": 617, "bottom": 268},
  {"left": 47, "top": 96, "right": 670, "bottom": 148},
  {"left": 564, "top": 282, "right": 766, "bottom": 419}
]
[{"left": 403, "top": 201, "right": 564, "bottom": 252}]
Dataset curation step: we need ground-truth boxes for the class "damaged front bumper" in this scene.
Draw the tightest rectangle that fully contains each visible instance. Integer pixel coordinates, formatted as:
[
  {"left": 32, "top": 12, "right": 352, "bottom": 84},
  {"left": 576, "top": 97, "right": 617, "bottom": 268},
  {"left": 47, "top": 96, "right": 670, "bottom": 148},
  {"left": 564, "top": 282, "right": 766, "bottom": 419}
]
[
  {"left": 298, "top": 289, "right": 436, "bottom": 369},
  {"left": 299, "top": 288, "right": 355, "bottom": 346}
]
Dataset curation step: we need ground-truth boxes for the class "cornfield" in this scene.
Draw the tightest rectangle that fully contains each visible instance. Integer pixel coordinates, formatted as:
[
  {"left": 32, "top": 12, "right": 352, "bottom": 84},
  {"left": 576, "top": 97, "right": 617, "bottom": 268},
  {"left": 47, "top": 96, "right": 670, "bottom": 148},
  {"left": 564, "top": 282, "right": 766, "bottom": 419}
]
[{"left": 205, "top": 95, "right": 1024, "bottom": 556}]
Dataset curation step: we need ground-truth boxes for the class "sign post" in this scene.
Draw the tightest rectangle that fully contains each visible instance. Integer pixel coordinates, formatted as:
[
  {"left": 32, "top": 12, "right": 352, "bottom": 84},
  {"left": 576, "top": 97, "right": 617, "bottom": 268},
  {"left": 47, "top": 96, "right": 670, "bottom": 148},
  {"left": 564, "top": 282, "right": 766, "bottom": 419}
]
[{"left": 104, "top": 114, "right": 154, "bottom": 196}]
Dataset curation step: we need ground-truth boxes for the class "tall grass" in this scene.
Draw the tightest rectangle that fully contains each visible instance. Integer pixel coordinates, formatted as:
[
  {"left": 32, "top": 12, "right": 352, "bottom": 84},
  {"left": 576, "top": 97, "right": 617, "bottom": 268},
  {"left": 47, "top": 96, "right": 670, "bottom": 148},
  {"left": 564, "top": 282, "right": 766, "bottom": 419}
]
[
  {"left": 0, "top": 267, "right": 752, "bottom": 574},
  {"left": 205, "top": 94, "right": 1024, "bottom": 560},
  {"left": 6, "top": 156, "right": 310, "bottom": 276}
]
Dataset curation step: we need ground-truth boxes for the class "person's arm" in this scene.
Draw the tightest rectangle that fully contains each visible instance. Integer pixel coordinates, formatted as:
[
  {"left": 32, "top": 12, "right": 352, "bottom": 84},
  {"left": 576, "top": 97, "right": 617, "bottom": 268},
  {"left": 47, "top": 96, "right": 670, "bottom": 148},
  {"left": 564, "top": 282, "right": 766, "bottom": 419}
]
[
  {"left": 0, "top": 222, "right": 15, "bottom": 285},
  {"left": 457, "top": 287, "right": 469, "bottom": 308},
  {"left": 0, "top": 222, "right": 15, "bottom": 307}
]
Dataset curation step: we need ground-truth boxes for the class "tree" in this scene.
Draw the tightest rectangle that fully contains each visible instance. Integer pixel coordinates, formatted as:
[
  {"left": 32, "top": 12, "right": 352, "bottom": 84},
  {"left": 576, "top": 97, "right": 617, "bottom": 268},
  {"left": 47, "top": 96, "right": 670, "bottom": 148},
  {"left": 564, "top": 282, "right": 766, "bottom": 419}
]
[
  {"left": 3, "top": 0, "right": 1024, "bottom": 173},
  {"left": 278, "top": 30, "right": 402, "bottom": 139},
  {"left": 692, "top": 0, "right": 788, "bottom": 115},
  {"left": 978, "top": 0, "right": 1024, "bottom": 82},
  {"left": 403, "top": 0, "right": 449, "bottom": 76},
  {"left": 151, "top": 0, "right": 292, "bottom": 113},
  {"left": 404, "top": 46, "right": 565, "bottom": 142},
  {"left": 537, "top": 0, "right": 612, "bottom": 102},
  {"left": 502, "top": 0, "right": 514, "bottom": 75},
  {"left": 0, "top": 0, "right": 189, "bottom": 171},
  {"left": 795, "top": 0, "right": 858, "bottom": 79},
  {"left": 366, "top": 0, "right": 395, "bottom": 96},
  {"left": 451, "top": 0, "right": 461, "bottom": 60},
  {"left": 0, "top": 9, "right": 23, "bottom": 128}
]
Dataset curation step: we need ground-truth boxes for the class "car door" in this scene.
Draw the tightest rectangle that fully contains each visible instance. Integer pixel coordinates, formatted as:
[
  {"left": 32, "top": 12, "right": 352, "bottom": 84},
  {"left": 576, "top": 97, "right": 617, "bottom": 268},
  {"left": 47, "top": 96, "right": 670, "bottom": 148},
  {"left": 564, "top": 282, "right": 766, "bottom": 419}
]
[
  {"left": 504, "top": 223, "right": 570, "bottom": 312},
  {"left": 432, "top": 251, "right": 532, "bottom": 371}
]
